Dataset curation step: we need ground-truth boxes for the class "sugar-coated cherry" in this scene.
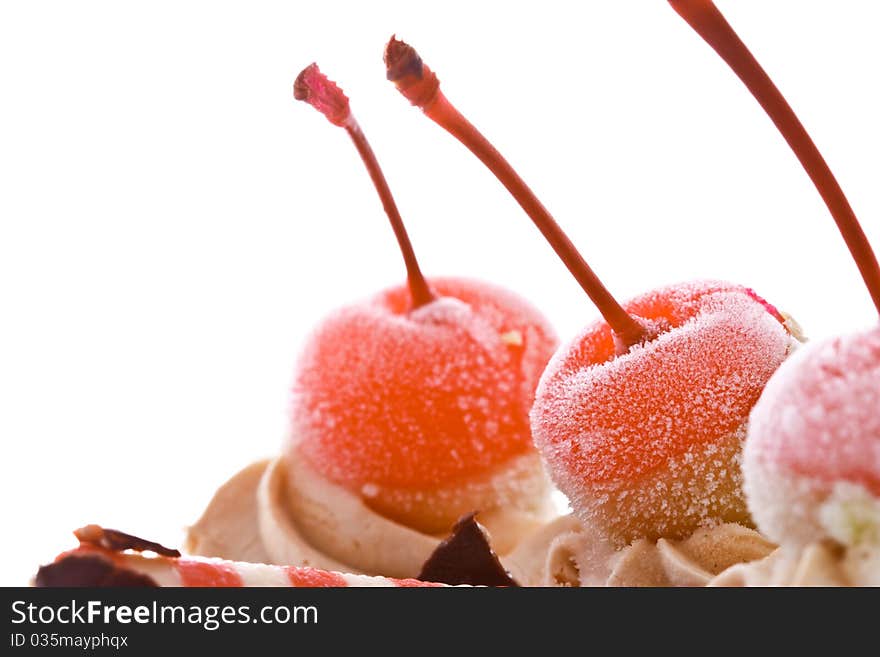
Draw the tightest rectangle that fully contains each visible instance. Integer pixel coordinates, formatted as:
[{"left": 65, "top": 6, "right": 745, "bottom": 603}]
[
  {"left": 533, "top": 281, "right": 795, "bottom": 544},
  {"left": 385, "top": 36, "right": 797, "bottom": 546},
  {"left": 290, "top": 64, "right": 558, "bottom": 536},
  {"left": 745, "top": 327, "right": 880, "bottom": 546}
]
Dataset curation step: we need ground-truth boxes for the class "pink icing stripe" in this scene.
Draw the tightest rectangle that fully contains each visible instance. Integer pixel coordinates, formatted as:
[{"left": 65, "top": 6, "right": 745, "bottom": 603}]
[
  {"left": 286, "top": 566, "right": 348, "bottom": 587},
  {"left": 393, "top": 577, "right": 444, "bottom": 587},
  {"left": 176, "top": 559, "right": 243, "bottom": 587}
]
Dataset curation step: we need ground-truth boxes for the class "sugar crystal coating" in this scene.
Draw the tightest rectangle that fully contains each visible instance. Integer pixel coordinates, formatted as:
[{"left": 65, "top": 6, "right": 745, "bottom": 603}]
[
  {"left": 531, "top": 280, "right": 795, "bottom": 545},
  {"left": 744, "top": 325, "right": 880, "bottom": 545},
  {"left": 289, "top": 277, "right": 557, "bottom": 494}
]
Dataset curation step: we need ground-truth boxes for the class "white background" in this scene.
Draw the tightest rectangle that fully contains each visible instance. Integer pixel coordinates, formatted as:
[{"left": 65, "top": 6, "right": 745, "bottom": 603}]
[{"left": 1, "top": 1, "right": 878, "bottom": 584}]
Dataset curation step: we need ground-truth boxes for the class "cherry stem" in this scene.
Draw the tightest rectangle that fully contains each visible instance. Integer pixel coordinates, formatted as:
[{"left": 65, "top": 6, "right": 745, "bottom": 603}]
[
  {"left": 670, "top": 0, "right": 880, "bottom": 319},
  {"left": 294, "top": 63, "right": 435, "bottom": 309},
  {"left": 384, "top": 37, "right": 648, "bottom": 348}
]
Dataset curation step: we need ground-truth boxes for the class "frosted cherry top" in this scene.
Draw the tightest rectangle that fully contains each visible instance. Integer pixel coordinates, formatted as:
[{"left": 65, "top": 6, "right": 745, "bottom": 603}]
[
  {"left": 532, "top": 280, "right": 792, "bottom": 486},
  {"left": 289, "top": 277, "right": 557, "bottom": 490},
  {"left": 747, "top": 325, "right": 880, "bottom": 496}
]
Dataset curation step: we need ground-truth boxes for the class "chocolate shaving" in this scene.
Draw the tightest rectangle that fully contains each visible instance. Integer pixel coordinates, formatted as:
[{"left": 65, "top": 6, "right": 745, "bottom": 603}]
[
  {"left": 418, "top": 512, "right": 519, "bottom": 587},
  {"left": 35, "top": 554, "right": 158, "bottom": 587},
  {"left": 74, "top": 525, "right": 181, "bottom": 557}
]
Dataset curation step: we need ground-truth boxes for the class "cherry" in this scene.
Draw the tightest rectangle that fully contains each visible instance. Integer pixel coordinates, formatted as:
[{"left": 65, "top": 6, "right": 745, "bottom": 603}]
[
  {"left": 289, "top": 64, "right": 558, "bottom": 538},
  {"left": 385, "top": 37, "right": 798, "bottom": 546},
  {"left": 669, "top": 0, "right": 880, "bottom": 547}
]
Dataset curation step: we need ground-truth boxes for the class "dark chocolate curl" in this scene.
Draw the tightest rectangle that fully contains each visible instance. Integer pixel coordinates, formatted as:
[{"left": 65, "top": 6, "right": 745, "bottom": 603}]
[
  {"left": 73, "top": 525, "right": 181, "bottom": 557},
  {"left": 418, "top": 512, "right": 519, "bottom": 587},
  {"left": 35, "top": 555, "right": 158, "bottom": 587}
]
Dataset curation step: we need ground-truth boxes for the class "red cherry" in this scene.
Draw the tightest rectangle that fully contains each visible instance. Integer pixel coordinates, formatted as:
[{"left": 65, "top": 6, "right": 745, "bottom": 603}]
[
  {"left": 291, "top": 65, "right": 558, "bottom": 535},
  {"left": 746, "top": 327, "right": 880, "bottom": 546},
  {"left": 385, "top": 37, "right": 796, "bottom": 545},
  {"left": 533, "top": 281, "right": 793, "bottom": 544},
  {"left": 669, "top": 0, "right": 880, "bottom": 546},
  {"left": 292, "top": 277, "right": 557, "bottom": 533}
]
